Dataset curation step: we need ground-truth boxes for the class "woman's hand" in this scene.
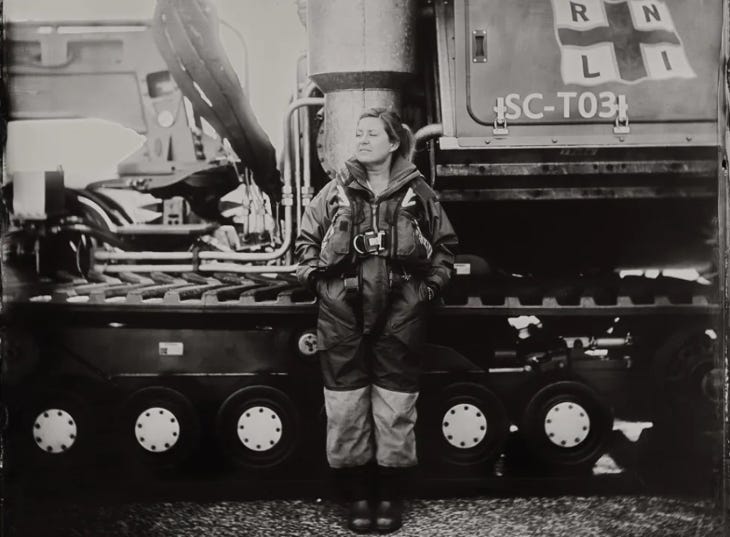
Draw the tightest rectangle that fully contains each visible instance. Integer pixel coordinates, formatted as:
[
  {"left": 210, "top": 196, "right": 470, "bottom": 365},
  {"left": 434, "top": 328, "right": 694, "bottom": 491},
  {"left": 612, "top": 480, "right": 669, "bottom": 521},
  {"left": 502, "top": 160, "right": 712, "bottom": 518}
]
[{"left": 417, "top": 281, "right": 438, "bottom": 303}]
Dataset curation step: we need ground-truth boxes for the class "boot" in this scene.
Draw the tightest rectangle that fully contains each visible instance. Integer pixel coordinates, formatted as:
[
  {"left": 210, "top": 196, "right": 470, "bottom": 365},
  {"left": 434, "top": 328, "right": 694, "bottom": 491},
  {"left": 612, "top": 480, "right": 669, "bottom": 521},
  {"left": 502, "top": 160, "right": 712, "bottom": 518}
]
[
  {"left": 374, "top": 499, "right": 403, "bottom": 534},
  {"left": 333, "top": 465, "right": 374, "bottom": 533},
  {"left": 374, "top": 466, "right": 413, "bottom": 533},
  {"left": 348, "top": 499, "right": 373, "bottom": 534}
]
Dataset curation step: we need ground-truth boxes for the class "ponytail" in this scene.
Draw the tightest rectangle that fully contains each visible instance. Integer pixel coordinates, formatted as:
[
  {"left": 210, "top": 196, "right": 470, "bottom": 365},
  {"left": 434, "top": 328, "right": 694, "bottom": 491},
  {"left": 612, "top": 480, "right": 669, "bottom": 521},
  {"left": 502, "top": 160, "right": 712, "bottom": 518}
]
[
  {"left": 358, "top": 107, "right": 415, "bottom": 162},
  {"left": 398, "top": 123, "right": 415, "bottom": 162}
]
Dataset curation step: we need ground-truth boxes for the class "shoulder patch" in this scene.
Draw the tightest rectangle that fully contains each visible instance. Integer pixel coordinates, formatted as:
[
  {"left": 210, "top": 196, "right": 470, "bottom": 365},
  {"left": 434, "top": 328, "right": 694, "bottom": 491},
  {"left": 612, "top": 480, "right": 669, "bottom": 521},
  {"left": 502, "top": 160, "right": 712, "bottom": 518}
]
[{"left": 401, "top": 187, "right": 417, "bottom": 208}]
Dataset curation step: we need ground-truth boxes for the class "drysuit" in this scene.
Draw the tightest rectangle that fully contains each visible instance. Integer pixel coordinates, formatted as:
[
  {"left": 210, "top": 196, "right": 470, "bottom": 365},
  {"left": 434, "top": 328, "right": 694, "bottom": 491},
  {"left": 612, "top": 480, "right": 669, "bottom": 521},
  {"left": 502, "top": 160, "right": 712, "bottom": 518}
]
[{"left": 296, "top": 155, "right": 458, "bottom": 469}]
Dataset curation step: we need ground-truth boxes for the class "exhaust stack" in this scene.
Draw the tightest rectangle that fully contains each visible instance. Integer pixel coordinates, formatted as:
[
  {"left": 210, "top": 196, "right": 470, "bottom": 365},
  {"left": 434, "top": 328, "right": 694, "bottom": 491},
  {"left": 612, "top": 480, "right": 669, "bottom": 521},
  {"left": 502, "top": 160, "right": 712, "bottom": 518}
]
[{"left": 306, "top": 0, "right": 417, "bottom": 175}]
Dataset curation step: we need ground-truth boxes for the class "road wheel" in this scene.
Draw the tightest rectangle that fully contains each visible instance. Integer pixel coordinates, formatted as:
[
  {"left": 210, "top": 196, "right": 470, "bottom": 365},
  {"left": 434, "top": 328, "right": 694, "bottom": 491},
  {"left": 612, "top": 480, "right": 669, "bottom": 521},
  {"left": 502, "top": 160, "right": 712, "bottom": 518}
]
[
  {"left": 120, "top": 386, "right": 200, "bottom": 467},
  {"left": 520, "top": 380, "right": 612, "bottom": 471},
  {"left": 215, "top": 385, "right": 300, "bottom": 470},
  {"left": 424, "top": 383, "right": 510, "bottom": 467}
]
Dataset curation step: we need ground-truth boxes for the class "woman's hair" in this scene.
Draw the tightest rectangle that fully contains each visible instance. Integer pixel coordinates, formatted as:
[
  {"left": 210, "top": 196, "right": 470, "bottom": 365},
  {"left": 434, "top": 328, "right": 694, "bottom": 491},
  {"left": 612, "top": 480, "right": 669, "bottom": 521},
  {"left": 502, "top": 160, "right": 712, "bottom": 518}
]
[{"left": 358, "top": 107, "right": 415, "bottom": 162}]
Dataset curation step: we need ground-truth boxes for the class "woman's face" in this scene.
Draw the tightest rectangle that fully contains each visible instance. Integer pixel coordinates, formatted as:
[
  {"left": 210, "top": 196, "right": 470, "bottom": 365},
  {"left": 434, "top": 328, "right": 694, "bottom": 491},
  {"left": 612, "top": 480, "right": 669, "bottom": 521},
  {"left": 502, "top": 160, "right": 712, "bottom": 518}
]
[{"left": 355, "top": 117, "right": 398, "bottom": 165}]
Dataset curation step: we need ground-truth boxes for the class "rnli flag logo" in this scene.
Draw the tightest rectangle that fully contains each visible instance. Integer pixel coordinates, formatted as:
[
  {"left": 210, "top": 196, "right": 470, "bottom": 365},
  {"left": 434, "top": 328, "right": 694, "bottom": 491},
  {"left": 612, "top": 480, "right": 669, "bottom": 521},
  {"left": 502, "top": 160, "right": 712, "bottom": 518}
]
[{"left": 551, "top": 0, "right": 695, "bottom": 85}]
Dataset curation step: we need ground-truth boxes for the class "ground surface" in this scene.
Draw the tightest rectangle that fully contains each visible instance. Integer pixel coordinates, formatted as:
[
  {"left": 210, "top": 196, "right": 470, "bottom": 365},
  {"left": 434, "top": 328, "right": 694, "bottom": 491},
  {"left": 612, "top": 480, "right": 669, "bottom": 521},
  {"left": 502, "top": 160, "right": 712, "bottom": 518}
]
[{"left": 6, "top": 495, "right": 723, "bottom": 537}]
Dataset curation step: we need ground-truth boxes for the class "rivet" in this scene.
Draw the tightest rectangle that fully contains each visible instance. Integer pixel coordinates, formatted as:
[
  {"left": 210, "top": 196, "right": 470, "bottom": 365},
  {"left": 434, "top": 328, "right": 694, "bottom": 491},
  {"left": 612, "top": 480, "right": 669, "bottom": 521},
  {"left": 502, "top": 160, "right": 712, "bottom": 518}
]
[{"left": 552, "top": 138, "right": 558, "bottom": 143}]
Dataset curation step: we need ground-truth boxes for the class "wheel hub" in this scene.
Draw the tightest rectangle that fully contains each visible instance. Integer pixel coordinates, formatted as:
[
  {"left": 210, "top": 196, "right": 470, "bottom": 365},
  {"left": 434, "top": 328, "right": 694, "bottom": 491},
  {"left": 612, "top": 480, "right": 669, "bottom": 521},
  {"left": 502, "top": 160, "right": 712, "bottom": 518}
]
[
  {"left": 544, "top": 402, "right": 590, "bottom": 448},
  {"left": 442, "top": 403, "right": 487, "bottom": 449},
  {"left": 237, "top": 405, "right": 283, "bottom": 452},
  {"left": 134, "top": 407, "right": 180, "bottom": 453},
  {"left": 33, "top": 408, "right": 77, "bottom": 454}
]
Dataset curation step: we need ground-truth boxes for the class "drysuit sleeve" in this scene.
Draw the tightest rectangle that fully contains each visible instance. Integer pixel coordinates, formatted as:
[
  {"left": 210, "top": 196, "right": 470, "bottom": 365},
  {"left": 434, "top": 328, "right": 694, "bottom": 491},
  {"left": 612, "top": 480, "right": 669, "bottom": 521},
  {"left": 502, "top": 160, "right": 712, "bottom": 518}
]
[
  {"left": 295, "top": 183, "right": 334, "bottom": 289},
  {"left": 424, "top": 197, "right": 458, "bottom": 294}
]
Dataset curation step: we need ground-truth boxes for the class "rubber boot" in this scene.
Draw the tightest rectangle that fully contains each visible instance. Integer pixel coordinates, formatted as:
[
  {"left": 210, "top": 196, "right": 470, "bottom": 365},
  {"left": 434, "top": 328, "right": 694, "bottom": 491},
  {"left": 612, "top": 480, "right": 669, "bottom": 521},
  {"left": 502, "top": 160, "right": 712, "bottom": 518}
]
[
  {"left": 374, "top": 466, "right": 413, "bottom": 533},
  {"left": 333, "top": 465, "right": 373, "bottom": 533}
]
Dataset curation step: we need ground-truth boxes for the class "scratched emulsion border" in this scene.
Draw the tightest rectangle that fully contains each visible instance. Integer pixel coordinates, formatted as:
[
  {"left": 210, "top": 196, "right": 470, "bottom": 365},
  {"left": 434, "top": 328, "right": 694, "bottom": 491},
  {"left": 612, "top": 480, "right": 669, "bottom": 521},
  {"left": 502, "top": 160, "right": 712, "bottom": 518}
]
[{"left": 0, "top": 2, "right": 727, "bottom": 537}]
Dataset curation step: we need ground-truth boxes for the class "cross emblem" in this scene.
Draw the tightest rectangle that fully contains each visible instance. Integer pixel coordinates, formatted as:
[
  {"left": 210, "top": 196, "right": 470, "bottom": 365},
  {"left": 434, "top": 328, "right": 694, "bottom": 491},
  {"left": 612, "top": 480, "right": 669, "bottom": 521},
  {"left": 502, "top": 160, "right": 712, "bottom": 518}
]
[
  {"left": 551, "top": 0, "right": 695, "bottom": 85},
  {"left": 558, "top": 1, "right": 678, "bottom": 81}
]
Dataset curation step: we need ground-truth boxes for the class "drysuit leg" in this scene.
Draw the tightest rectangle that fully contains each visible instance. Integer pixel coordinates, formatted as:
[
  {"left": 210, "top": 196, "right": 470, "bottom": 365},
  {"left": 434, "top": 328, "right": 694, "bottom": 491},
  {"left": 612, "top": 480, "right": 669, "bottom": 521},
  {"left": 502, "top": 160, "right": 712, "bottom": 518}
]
[
  {"left": 317, "top": 276, "right": 372, "bottom": 468},
  {"left": 370, "top": 338, "right": 421, "bottom": 468},
  {"left": 369, "top": 277, "right": 426, "bottom": 468}
]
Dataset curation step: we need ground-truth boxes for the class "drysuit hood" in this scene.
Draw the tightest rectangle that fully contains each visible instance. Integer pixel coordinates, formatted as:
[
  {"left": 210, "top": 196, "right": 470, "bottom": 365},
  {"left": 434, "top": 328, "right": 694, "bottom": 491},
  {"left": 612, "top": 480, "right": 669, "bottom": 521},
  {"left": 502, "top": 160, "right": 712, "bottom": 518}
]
[{"left": 343, "top": 155, "right": 422, "bottom": 199}]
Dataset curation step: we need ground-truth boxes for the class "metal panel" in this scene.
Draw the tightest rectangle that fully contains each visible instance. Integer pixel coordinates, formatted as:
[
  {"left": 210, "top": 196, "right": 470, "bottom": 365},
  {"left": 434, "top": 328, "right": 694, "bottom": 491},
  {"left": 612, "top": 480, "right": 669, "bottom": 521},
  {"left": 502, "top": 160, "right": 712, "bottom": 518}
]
[{"left": 453, "top": 0, "right": 722, "bottom": 143}]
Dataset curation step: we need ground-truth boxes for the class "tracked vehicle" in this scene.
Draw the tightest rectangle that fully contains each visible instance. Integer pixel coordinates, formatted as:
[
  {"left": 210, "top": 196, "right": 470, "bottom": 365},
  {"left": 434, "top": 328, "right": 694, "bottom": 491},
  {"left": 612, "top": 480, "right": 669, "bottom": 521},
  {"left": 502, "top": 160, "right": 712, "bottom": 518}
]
[{"left": 2, "top": 0, "right": 727, "bottom": 493}]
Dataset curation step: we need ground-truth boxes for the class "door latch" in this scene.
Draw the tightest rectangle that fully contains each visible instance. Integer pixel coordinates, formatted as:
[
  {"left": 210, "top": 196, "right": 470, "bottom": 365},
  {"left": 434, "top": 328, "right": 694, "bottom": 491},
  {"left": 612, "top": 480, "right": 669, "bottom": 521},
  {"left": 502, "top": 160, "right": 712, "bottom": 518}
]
[
  {"left": 613, "top": 94, "right": 630, "bottom": 135},
  {"left": 493, "top": 97, "right": 509, "bottom": 135}
]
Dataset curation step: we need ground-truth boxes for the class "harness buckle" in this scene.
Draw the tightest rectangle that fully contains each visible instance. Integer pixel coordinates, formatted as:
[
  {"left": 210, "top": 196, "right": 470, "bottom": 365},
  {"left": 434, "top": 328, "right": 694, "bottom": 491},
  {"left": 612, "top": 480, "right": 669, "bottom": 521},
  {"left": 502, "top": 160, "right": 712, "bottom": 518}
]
[{"left": 353, "top": 229, "right": 388, "bottom": 256}]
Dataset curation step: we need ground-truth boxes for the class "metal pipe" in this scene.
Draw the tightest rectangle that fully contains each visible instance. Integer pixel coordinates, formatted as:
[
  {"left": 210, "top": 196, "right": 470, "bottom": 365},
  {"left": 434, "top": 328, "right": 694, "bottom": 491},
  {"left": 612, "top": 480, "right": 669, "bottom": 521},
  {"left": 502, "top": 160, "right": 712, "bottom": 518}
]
[
  {"left": 198, "top": 263, "right": 298, "bottom": 273},
  {"left": 592, "top": 337, "right": 632, "bottom": 348},
  {"left": 94, "top": 264, "right": 196, "bottom": 273},
  {"left": 94, "top": 251, "right": 193, "bottom": 261},
  {"left": 293, "top": 54, "right": 307, "bottom": 234},
  {"left": 284, "top": 97, "right": 324, "bottom": 236},
  {"left": 93, "top": 261, "right": 298, "bottom": 274},
  {"left": 301, "top": 82, "right": 320, "bottom": 208},
  {"left": 415, "top": 123, "right": 444, "bottom": 144}
]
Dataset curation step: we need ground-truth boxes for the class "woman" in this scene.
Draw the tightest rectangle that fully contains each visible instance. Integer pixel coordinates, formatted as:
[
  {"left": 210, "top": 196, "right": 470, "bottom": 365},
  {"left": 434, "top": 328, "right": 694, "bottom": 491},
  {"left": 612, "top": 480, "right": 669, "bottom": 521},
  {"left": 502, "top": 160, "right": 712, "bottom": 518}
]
[{"left": 295, "top": 108, "right": 458, "bottom": 533}]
